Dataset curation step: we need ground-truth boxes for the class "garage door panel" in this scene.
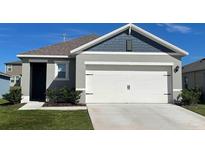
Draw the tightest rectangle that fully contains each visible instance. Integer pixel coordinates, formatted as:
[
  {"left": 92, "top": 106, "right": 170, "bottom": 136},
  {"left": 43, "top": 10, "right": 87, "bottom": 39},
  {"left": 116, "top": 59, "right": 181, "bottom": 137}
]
[
  {"left": 86, "top": 71, "right": 128, "bottom": 103},
  {"left": 86, "top": 68, "right": 170, "bottom": 103},
  {"left": 127, "top": 71, "right": 168, "bottom": 103}
]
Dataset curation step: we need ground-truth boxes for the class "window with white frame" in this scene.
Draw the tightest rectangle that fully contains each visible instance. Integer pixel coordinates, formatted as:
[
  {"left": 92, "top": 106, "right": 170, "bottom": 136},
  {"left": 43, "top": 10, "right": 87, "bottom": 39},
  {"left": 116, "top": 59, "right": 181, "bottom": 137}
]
[
  {"left": 16, "top": 75, "right": 20, "bottom": 81},
  {"left": 7, "top": 65, "right": 12, "bottom": 72},
  {"left": 55, "top": 62, "right": 69, "bottom": 80},
  {"left": 10, "top": 76, "right": 15, "bottom": 83}
]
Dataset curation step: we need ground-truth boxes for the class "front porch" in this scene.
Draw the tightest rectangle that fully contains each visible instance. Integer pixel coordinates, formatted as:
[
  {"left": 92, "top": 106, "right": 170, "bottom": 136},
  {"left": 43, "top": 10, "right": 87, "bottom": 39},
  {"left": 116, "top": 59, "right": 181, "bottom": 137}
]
[{"left": 20, "top": 58, "right": 74, "bottom": 103}]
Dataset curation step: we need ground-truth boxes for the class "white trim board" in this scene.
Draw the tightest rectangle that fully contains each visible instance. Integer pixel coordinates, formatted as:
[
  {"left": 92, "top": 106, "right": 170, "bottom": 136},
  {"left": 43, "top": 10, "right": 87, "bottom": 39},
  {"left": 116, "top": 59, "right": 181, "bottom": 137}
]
[
  {"left": 70, "top": 23, "right": 189, "bottom": 56},
  {"left": 82, "top": 51, "right": 181, "bottom": 56},
  {"left": 173, "top": 89, "right": 182, "bottom": 92},
  {"left": 21, "top": 96, "right": 30, "bottom": 103},
  {"left": 85, "top": 61, "right": 174, "bottom": 66},
  {"left": 17, "top": 54, "right": 69, "bottom": 58},
  {"left": 76, "top": 88, "right": 85, "bottom": 91},
  {"left": 29, "top": 59, "right": 48, "bottom": 63}
]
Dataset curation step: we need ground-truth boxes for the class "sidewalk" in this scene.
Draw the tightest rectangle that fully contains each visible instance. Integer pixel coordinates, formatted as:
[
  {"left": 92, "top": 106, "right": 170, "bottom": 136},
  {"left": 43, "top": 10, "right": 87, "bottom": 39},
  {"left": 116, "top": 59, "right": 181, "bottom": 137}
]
[{"left": 19, "top": 102, "right": 87, "bottom": 111}]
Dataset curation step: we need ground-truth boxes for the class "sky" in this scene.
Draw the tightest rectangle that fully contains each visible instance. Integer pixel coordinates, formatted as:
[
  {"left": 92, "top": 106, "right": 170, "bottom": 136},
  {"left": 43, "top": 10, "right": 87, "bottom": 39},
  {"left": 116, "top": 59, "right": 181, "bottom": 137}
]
[{"left": 0, "top": 23, "right": 204, "bottom": 72}]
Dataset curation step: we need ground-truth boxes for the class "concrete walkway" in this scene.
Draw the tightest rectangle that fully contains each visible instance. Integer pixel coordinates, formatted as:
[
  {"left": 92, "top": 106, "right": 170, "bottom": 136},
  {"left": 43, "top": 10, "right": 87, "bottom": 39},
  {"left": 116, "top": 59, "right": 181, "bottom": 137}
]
[
  {"left": 19, "top": 102, "right": 44, "bottom": 110},
  {"left": 87, "top": 104, "right": 205, "bottom": 130},
  {"left": 19, "top": 102, "right": 87, "bottom": 110}
]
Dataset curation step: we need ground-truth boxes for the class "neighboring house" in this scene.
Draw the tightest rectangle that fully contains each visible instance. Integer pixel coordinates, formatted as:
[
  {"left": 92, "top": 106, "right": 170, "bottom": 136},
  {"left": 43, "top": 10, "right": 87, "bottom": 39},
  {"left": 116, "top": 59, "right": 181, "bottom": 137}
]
[
  {"left": 182, "top": 58, "right": 205, "bottom": 100},
  {"left": 5, "top": 61, "right": 22, "bottom": 87},
  {"left": 17, "top": 23, "right": 188, "bottom": 104},
  {"left": 0, "top": 72, "right": 10, "bottom": 98}
]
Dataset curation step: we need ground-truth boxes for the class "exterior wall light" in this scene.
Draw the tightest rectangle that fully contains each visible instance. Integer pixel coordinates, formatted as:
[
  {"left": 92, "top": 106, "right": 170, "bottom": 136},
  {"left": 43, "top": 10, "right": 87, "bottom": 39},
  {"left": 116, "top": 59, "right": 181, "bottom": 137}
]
[{"left": 174, "top": 65, "right": 179, "bottom": 73}]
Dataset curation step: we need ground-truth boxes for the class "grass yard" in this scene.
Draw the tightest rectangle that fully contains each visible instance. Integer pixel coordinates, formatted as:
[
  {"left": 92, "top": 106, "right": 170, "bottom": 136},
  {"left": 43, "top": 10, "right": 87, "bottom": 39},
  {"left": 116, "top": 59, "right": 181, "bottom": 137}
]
[
  {"left": 184, "top": 104, "right": 205, "bottom": 116},
  {"left": 0, "top": 98, "right": 8, "bottom": 105},
  {"left": 0, "top": 103, "right": 93, "bottom": 130}
]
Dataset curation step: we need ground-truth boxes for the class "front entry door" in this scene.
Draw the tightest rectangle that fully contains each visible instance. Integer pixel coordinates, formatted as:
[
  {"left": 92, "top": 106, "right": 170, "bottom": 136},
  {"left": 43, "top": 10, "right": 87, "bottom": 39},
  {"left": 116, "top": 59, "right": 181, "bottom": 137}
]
[{"left": 30, "top": 63, "right": 47, "bottom": 101}]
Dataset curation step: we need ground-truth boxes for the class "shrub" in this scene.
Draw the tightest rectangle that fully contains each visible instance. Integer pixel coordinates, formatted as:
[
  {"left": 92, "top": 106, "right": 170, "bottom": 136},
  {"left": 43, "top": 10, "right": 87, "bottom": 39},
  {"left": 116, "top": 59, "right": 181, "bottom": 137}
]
[
  {"left": 67, "top": 90, "right": 82, "bottom": 104},
  {"left": 46, "top": 87, "right": 82, "bottom": 104},
  {"left": 46, "top": 88, "right": 59, "bottom": 103},
  {"left": 177, "top": 88, "right": 202, "bottom": 106},
  {"left": 2, "top": 86, "right": 22, "bottom": 104}
]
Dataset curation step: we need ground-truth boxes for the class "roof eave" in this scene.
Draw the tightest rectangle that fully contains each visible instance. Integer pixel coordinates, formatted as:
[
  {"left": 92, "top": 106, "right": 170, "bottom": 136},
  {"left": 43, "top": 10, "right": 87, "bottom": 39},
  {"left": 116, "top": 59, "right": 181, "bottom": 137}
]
[{"left": 17, "top": 54, "right": 69, "bottom": 58}]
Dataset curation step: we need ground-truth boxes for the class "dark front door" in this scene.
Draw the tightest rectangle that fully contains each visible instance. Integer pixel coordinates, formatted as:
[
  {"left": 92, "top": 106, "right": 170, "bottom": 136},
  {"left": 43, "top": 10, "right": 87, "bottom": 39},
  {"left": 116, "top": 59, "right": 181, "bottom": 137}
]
[{"left": 30, "top": 63, "right": 47, "bottom": 101}]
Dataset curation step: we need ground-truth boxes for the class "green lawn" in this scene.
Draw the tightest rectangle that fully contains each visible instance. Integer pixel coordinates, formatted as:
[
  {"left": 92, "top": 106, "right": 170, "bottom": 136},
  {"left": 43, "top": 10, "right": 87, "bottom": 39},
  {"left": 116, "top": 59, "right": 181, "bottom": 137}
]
[
  {"left": 184, "top": 104, "right": 205, "bottom": 116},
  {"left": 0, "top": 98, "right": 8, "bottom": 105},
  {"left": 0, "top": 103, "right": 93, "bottom": 130}
]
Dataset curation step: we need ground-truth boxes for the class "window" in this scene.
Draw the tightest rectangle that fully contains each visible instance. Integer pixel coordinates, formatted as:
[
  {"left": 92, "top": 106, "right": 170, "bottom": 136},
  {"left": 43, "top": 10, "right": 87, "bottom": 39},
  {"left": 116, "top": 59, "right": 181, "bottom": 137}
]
[
  {"left": 10, "top": 76, "right": 15, "bottom": 83},
  {"left": 7, "top": 65, "right": 12, "bottom": 72},
  {"left": 55, "top": 62, "right": 69, "bottom": 80},
  {"left": 16, "top": 76, "right": 20, "bottom": 81},
  {"left": 126, "top": 40, "right": 132, "bottom": 51}
]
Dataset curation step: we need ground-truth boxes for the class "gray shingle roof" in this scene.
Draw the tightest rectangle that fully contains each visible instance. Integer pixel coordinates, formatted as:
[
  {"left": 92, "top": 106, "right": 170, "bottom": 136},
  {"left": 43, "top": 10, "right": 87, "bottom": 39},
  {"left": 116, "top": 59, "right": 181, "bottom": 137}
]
[
  {"left": 183, "top": 58, "right": 205, "bottom": 73},
  {"left": 19, "top": 35, "right": 99, "bottom": 56},
  {"left": 5, "top": 60, "right": 22, "bottom": 65}
]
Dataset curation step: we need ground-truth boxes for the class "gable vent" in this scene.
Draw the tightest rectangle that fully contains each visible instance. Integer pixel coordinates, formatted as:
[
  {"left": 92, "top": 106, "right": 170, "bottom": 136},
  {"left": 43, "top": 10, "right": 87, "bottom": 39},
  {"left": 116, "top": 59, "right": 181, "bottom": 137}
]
[{"left": 126, "top": 40, "right": 132, "bottom": 51}]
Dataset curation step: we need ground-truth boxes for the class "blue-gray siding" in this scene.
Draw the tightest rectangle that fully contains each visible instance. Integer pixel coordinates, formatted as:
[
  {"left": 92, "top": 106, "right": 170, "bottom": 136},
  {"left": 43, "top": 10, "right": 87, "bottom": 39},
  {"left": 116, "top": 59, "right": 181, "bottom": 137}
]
[
  {"left": 0, "top": 75, "right": 10, "bottom": 98},
  {"left": 86, "top": 30, "right": 174, "bottom": 53}
]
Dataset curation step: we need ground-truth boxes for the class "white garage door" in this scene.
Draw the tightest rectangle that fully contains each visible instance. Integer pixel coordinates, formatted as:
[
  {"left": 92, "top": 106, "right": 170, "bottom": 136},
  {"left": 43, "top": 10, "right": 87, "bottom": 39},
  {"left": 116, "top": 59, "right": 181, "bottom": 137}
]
[{"left": 86, "top": 69, "right": 170, "bottom": 104}]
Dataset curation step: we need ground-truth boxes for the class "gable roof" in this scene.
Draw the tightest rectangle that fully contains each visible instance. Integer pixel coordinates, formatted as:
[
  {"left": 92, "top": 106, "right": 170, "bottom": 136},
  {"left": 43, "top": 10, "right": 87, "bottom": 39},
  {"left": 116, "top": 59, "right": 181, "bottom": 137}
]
[
  {"left": 70, "top": 23, "right": 189, "bottom": 56},
  {"left": 183, "top": 58, "right": 205, "bottom": 73},
  {"left": 5, "top": 60, "right": 22, "bottom": 65},
  {"left": 17, "top": 35, "right": 99, "bottom": 58}
]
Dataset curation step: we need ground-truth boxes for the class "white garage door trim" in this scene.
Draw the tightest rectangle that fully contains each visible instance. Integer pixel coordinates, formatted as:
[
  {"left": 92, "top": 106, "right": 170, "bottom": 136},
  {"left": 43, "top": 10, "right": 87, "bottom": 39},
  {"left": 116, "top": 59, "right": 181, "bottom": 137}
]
[
  {"left": 85, "top": 61, "right": 174, "bottom": 66},
  {"left": 85, "top": 63, "right": 172, "bottom": 104}
]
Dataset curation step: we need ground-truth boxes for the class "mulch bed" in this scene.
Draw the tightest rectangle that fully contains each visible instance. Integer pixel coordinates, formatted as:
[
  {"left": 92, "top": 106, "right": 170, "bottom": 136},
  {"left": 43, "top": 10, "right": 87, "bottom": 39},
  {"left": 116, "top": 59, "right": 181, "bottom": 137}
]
[{"left": 43, "top": 102, "right": 86, "bottom": 107}]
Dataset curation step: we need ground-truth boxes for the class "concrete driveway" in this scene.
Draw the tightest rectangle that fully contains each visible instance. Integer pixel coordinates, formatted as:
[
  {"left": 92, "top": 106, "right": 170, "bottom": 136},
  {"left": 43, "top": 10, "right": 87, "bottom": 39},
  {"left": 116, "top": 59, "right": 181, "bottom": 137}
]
[{"left": 87, "top": 104, "right": 205, "bottom": 130}]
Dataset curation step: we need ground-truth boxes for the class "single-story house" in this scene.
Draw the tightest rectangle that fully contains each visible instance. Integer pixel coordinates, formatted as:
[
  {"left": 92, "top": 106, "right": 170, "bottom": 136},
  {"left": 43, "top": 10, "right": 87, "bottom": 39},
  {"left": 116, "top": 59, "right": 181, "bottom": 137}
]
[
  {"left": 17, "top": 23, "right": 188, "bottom": 104},
  {"left": 182, "top": 58, "right": 205, "bottom": 100},
  {"left": 0, "top": 72, "right": 10, "bottom": 98}
]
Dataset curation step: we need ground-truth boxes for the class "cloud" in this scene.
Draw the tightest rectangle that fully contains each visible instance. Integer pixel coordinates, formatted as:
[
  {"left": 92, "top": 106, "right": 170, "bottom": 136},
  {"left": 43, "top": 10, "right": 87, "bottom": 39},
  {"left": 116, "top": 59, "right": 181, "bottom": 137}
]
[{"left": 157, "top": 23, "right": 191, "bottom": 34}]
